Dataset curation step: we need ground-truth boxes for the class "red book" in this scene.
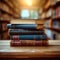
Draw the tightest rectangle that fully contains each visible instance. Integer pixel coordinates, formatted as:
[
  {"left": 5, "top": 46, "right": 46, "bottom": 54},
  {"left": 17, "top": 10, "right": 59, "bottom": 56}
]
[
  {"left": 12, "top": 35, "right": 19, "bottom": 40},
  {"left": 56, "top": 7, "right": 58, "bottom": 18},
  {"left": 56, "top": 7, "right": 59, "bottom": 18},
  {"left": 58, "top": 7, "right": 60, "bottom": 17},
  {"left": 10, "top": 40, "right": 48, "bottom": 46}
]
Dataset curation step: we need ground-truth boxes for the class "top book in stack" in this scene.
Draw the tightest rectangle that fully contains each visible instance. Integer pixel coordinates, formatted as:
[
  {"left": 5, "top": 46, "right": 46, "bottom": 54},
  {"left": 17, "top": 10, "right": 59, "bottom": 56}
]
[
  {"left": 10, "top": 20, "right": 36, "bottom": 24},
  {"left": 7, "top": 20, "right": 43, "bottom": 30}
]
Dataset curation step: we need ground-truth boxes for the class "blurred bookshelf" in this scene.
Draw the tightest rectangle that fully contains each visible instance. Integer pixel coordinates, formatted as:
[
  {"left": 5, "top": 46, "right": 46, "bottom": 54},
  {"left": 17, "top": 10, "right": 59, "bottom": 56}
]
[
  {"left": 0, "top": 0, "right": 20, "bottom": 40},
  {"left": 0, "top": 0, "right": 60, "bottom": 40},
  {"left": 43, "top": 0, "right": 60, "bottom": 40}
]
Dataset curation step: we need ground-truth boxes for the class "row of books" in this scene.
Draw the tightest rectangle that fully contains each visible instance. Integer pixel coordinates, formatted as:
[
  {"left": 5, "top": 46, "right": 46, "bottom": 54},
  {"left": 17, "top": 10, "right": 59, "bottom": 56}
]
[
  {"left": 52, "top": 20, "right": 60, "bottom": 29},
  {"left": 53, "top": 6, "right": 60, "bottom": 18},
  {"left": 7, "top": 24, "right": 48, "bottom": 46},
  {"left": 0, "top": 0, "right": 19, "bottom": 18},
  {"left": 41, "top": 6, "right": 60, "bottom": 19}
]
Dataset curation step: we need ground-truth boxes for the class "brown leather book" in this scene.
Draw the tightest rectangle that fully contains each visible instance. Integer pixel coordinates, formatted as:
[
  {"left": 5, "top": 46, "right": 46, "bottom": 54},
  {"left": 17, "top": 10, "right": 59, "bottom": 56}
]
[{"left": 10, "top": 40, "right": 48, "bottom": 47}]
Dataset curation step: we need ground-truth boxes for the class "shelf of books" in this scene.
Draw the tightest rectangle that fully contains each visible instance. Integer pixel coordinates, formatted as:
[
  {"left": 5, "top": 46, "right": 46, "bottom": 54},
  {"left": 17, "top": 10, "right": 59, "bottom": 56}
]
[
  {"left": 1, "top": 0, "right": 16, "bottom": 13},
  {"left": 0, "top": 1, "right": 19, "bottom": 19},
  {"left": 0, "top": 0, "right": 20, "bottom": 40},
  {"left": 43, "top": 0, "right": 60, "bottom": 40}
]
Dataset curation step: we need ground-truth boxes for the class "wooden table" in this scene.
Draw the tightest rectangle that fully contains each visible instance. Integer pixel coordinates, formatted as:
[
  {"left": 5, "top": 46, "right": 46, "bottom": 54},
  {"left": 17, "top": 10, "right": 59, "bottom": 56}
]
[{"left": 0, "top": 40, "right": 60, "bottom": 59}]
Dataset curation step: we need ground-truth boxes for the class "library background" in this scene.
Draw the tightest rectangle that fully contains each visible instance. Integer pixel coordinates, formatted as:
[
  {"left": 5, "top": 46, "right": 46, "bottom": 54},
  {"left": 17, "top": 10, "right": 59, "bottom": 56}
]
[
  {"left": 0, "top": 0, "right": 60, "bottom": 59},
  {"left": 0, "top": 0, "right": 60, "bottom": 40}
]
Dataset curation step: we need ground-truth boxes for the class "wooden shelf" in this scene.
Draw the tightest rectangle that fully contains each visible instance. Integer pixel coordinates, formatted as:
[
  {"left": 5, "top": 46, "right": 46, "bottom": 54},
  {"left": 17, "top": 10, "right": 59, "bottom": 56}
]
[
  {"left": 44, "top": 17, "right": 52, "bottom": 20},
  {"left": 44, "top": 27, "right": 60, "bottom": 33},
  {"left": 44, "top": 5, "right": 51, "bottom": 12},
  {"left": 2, "top": 29, "right": 8, "bottom": 33},
  {"left": 0, "top": 1, "right": 19, "bottom": 18},
  {"left": 52, "top": 1, "right": 60, "bottom": 9},
  {"left": 1, "top": 29, "right": 8, "bottom": 33},
  {"left": 43, "top": 0, "right": 51, "bottom": 11},
  {"left": 0, "top": 20, "right": 10, "bottom": 23},
  {"left": 0, "top": 9, "right": 19, "bottom": 19},
  {"left": 0, "top": 40, "right": 60, "bottom": 58},
  {"left": 1, "top": 0, "right": 17, "bottom": 14},
  {"left": 40, "top": 17, "right": 52, "bottom": 20},
  {"left": 52, "top": 17, "right": 60, "bottom": 20}
]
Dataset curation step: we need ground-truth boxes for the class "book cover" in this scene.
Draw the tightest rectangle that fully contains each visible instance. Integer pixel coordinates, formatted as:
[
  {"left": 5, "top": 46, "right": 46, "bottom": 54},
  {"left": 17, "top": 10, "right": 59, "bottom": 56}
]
[
  {"left": 9, "top": 29, "right": 44, "bottom": 35},
  {"left": 53, "top": 20, "right": 60, "bottom": 28},
  {"left": 7, "top": 24, "right": 37, "bottom": 29},
  {"left": 10, "top": 35, "right": 47, "bottom": 40},
  {"left": 55, "top": 6, "right": 60, "bottom": 17},
  {"left": 56, "top": 7, "right": 59, "bottom": 17},
  {"left": 10, "top": 20, "right": 36, "bottom": 24},
  {"left": 10, "top": 40, "right": 48, "bottom": 46}
]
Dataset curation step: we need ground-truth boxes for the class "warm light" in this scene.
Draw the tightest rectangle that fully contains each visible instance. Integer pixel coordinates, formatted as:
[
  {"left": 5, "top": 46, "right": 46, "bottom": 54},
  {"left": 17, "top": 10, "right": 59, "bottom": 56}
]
[{"left": 25, "top": 0, "right": 32, "bottom": 6}]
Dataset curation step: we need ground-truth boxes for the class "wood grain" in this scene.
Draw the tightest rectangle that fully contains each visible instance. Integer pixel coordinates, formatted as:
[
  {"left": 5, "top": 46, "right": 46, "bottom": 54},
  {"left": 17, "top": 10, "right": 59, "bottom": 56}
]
[{"left": 0, "top": 40, "right": 60, "bottom": 58}]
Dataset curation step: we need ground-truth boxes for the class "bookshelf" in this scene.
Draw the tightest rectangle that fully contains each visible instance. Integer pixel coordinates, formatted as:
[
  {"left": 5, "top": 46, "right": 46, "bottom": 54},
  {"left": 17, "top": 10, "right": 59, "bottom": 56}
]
[
  {"left": 43, "top": 0, "right": 60, "bottom": 40},
  {"left": 0, "top": 1, "right": 20, "bottom": 19},
  {"left": 0, "top": 20, "right": 10, "bottom": 40},
  {"left": 1, "top": 0, "right": 20, "bottom": 16},
  {"left": 0, "top": 0, "right": 20, "bottom": 40},
  {"left": 51, "top": 0, "right": 60, "bottom": 32},
  {"left": 0, "top": 9, "right": 19, "bottom": 19}
]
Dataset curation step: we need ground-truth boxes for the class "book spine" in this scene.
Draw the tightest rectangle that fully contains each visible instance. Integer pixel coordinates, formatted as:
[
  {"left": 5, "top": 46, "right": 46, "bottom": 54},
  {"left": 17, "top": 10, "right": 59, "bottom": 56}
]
[
  {"left": 9, "top": 29, "right": 44, "bottom": 35},
  {"left": 7, "top": 24, "right": 37, "bottom": 29},
  {"left": 56, "top": 7, "right": 59, "bottom": 17},
  {"left": 58, "top": 7, "right": 60, "bottom": 16},
  {"left": 10, "top": 40, "right": 48, "bottom": 46},
  {"left": 10, "top": 35, "right": 47, "bottom": 40},
  {"left": 56, "top": 7, "right": 60, "bottom": 17}
]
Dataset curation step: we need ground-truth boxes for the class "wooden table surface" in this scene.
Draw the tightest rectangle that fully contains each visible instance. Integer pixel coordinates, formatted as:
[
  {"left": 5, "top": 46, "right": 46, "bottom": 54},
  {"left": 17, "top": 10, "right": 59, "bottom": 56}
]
[{"left": 0, "top": 40, "right": 60, "bottom": 58}]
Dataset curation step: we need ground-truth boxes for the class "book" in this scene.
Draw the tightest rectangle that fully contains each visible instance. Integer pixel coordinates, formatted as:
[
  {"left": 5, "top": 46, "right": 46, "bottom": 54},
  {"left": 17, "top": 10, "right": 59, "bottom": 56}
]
[
  {"left": 7, "top": 24, "right": 37, "bottom": 29},
  {"left": 46, "top": 9, "right": 52, "bottom": 17},
  {"left": 13, "top": 28, "right": 44, "bottom": 31},
  {"left": 9, "top": 29, "right": 44, "bottom": 35},
  {"left": 56, "top": 6, "right": 60, "bottom": 17},
  {"left": 10, "top": 20, "right": 36, "bottom": 24},
  {"left": 10, "top": 40, "right": 48, "bottom": 46},
  {"left": 52, "top": 9, "right": 56, "bottom": 18},
  {"left": 53, "top": 20, "right": 60, "bottom": 28},
  {"left": 10, "top": 35, "right": 47, "bottom": 40},
  {"left": 58, "top": 7, "right": 60, "bottom": 17}
]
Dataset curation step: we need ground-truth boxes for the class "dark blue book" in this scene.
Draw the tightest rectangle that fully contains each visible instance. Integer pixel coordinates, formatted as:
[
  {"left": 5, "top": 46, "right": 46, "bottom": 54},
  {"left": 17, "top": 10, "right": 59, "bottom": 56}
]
[
  {"left": 7, "top": 24, "right": 37, "bottom": 29},
  {"left": 10, "top": 35, "right": 47, "bottom": 40},
  {"left": 9, "top": 29, "right": 44, "bottom": 35}
]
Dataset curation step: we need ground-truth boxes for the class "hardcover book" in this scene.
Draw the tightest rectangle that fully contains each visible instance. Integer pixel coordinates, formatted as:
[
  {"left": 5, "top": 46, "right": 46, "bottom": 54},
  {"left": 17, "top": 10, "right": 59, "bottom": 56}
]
[
  {"left": 10, "top": 40, "right": 48, "bottom": 46},
  {"left": 7, "top": 24, "right": 37, "bottom": 29},
  {"left": 10, "top": 20, "right": 36, "bottom": 24},
  {"left": 10, "top": 35, "right": 47, "bottom": 40},
  {"left": 9, "top": 29, "right": 44, "bottom": 35}
]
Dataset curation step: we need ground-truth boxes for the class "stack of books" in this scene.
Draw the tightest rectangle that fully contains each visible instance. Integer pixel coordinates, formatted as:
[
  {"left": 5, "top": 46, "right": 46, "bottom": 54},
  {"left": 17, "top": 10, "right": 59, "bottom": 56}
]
[{"left": 7, "top": 20, "right": 48, "bottom": 46}]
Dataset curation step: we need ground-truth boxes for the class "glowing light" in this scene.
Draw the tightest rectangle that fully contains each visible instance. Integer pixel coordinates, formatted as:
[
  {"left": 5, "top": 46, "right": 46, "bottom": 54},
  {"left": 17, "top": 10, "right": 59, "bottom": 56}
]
[{"left": 25, "top": 0, "right": 32, "bottom": 6}]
